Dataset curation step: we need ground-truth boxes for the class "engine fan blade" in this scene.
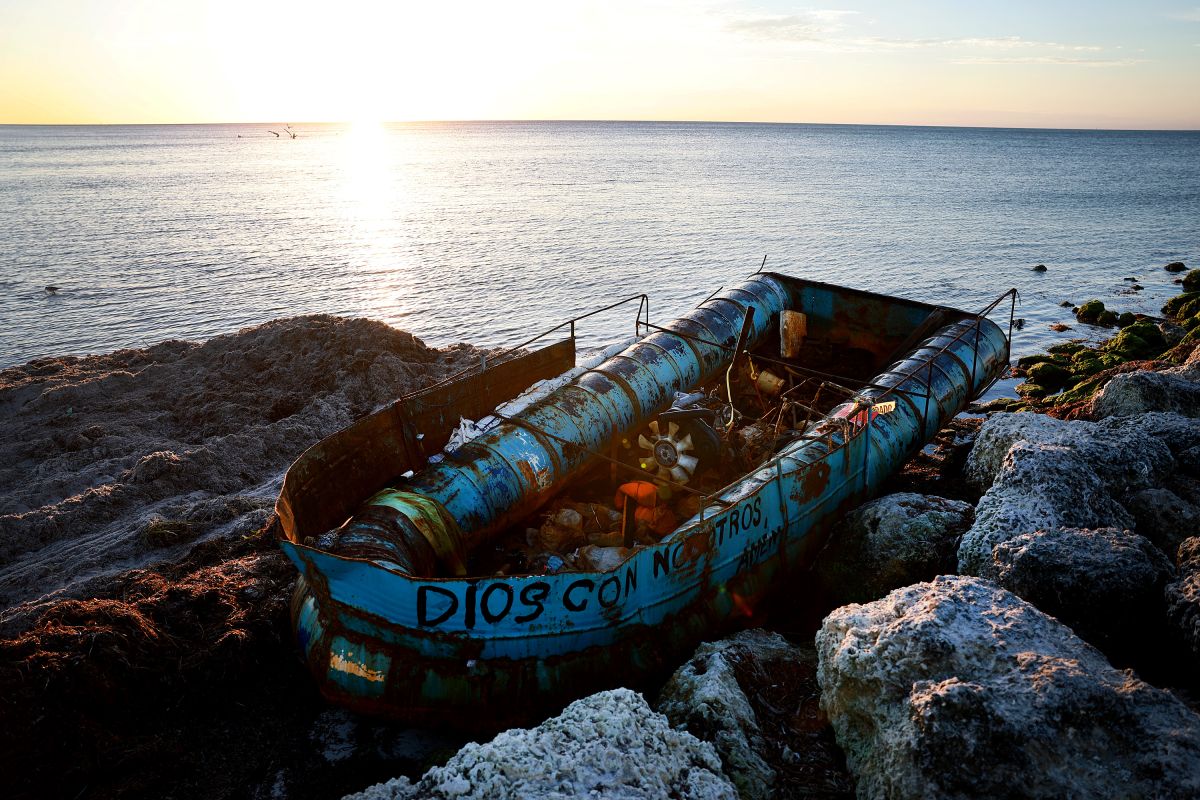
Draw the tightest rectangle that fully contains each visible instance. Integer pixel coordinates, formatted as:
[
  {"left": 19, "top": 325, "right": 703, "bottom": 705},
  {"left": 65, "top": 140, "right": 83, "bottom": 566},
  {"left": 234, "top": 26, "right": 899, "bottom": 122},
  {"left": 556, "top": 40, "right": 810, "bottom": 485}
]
[
  {"left": 649, "top": 420, "right": 660, "bottom": 437},
  {"left": 677, "top": 433, "right": 693, "bottom": 453},
  {"left": 670, "top": 465, "right": 690, "bottom": 484},
  {"left": 638, "top": 434, "right": 654, "bottom": 451},
  {"left": 668, "top": 421, "right": 679, "bottom": 438},
  {"left": 676, "top": 453, "right": 699, "bottom": 473}
]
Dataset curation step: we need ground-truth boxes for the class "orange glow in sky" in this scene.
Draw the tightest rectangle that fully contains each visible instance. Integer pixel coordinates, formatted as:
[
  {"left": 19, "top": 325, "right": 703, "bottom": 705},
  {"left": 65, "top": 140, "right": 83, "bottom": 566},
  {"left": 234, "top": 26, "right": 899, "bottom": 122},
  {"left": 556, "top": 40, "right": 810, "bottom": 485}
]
[{"left": 2, "top": 1, "right": 1198, "bottom": 129}]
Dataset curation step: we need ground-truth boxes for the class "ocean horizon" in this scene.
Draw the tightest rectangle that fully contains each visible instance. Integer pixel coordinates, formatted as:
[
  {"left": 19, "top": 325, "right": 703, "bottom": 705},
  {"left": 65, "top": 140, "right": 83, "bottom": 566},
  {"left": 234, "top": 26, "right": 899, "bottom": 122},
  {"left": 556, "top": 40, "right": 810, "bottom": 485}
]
[
  {"left": 2, "top": 120, "right": 1197, "bottom": 367},
  {"left": 6, "top": 120, "right": 1199, "bottom": 131}
]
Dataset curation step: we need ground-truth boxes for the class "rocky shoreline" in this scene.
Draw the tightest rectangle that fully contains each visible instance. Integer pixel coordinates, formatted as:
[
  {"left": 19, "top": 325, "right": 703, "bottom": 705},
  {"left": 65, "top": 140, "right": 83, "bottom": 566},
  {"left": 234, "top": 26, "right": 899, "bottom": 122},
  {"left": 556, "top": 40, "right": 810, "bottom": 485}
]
[{"left": 3, "top": 271, "right": 1200, "bottom": 799}]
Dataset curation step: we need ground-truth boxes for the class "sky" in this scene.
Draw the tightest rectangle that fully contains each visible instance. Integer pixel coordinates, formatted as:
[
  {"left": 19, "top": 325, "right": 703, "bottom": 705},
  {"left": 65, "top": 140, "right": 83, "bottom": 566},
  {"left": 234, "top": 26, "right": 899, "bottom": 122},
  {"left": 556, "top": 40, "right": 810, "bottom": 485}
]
[{"left": 1, "top": 0, "right": 1198, "bottom": 128}]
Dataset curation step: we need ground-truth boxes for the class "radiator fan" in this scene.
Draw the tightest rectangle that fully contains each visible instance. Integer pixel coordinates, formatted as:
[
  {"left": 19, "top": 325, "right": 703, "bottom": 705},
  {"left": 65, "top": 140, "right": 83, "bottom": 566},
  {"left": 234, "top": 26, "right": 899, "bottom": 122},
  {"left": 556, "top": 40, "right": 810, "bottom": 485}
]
[{"left": 638, "top": 420, "right": 700, "bottom": 485}]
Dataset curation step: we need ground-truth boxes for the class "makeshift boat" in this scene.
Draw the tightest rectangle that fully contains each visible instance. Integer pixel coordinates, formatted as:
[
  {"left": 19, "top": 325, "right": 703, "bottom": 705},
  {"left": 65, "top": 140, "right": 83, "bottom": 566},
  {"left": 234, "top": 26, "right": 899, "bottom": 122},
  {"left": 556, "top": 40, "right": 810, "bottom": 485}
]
[{"left": 276, "top": 272, "right": 1014, "bottom": 727}]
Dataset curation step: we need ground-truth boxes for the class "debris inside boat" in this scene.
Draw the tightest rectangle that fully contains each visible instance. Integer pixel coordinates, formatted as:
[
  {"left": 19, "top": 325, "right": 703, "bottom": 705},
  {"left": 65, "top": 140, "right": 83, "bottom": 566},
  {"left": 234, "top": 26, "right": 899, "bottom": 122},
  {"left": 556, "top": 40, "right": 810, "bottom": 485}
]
[
  {"left": 276, "top": 272, "right": 1015, "bottom": 726},
  {"left": 460, "top": 364, "right": 878, "bottom": 579}
]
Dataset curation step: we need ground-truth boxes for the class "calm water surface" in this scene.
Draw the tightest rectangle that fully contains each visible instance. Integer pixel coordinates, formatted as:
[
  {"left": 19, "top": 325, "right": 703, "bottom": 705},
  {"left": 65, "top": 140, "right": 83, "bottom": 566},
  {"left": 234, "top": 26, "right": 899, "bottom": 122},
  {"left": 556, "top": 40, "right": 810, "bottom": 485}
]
[{"left": 1, "top": 122, "right": 1197, "bottom": 368}]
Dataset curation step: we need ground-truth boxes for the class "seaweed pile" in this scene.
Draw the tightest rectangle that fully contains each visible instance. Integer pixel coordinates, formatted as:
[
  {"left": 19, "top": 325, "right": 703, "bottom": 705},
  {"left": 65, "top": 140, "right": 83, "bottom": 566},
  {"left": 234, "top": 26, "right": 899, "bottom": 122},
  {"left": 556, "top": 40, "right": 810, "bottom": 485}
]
[{"left": 0, "top": 316, "right": 490, "bottom": 800}]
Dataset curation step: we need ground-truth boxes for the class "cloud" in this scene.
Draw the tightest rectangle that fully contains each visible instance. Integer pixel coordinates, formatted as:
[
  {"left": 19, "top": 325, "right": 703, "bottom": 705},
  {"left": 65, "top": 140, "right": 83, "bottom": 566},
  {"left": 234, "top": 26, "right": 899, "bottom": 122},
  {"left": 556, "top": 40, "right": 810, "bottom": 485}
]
[
  {"left": 721, "top": 9, "right": 1137, "bottom": 66},
  {"left": 1168, "top": 7, "right": 1200, "bottom": 22},
  {"left": 954, "top": 56, "right": 1143, "bottom": 67},
  {"left": 847, "top": 36, "right": 1104, "bottom": 52},
  {"left": 725, "top": 10, "right": 857, "bottom": 42}
]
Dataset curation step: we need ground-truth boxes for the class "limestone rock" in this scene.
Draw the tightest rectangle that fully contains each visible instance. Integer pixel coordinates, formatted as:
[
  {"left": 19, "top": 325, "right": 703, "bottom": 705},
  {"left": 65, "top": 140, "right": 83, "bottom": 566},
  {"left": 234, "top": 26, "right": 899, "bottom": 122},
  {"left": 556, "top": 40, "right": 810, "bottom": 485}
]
[
  {"left": 1089, "top": 370, "right": 1200, "bottom": 419},
  {"left": 816, "top": 576, "right": 1200, "bottom": 800},
  {"left": 657, "top": 630, "right": 789, "bottom": 800},
  {"left": 1167, "top": 537, "right": 1200, "bottom": 662},
  {"left": 959, "top": 441, "right": 1134, "bottom": 577},
  {"left": 991, "top": 527, "right": 1175, "bottom": 659},
  {"left": 342, "top": 777, "right": 415, "bottom": 800},
  {"left": 1097, "top": 411, "right": 1200, "bottom": 460},
  {"left": 965, "top": 411, "right": 1176, "bottom": 493},
  {"left": 657, "top": 630, "right": 853, "bottom": 800},
  {"left": 814, "top": 493, "right": 973, "bottom": 603},
  {"left": 1128, "top": 487, "right": 1200, "bottom": 557},
  {"left": 958, "top": 411, "right": 1194, "bottom": 576},
  {"left": 1180, "top": 445, "right": 1200, "bottom": 477},
  {"left": 964, "top": 412, "right": 1069, "bottom": 489},
  {"left": 345, "top": 689, "right": 736, "bottom": 800}
]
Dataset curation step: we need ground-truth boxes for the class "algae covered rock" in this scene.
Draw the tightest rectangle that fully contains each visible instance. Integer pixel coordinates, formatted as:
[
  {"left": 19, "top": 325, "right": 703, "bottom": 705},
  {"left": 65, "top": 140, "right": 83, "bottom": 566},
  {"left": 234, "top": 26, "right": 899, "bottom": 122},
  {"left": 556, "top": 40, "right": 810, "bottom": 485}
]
[
  {"left": 816, "top": 576, "right": 1200, "bottom": 800},
  {"left": 1103, "top": 319, "right": 1167, "bottom": 360},
  {"left": 1165, "top": 291, "right": 1200, "bottom": 319},
  {"left": 1075, "top": 299, "right": 1105, "bottom": 323},
  {"left": 1046, "top": 341, "right": 1087, "bottom": 357},
  {"left": 814, "top": 493, "right": 973, "bottom": 603},
  {"left": 1185, "top": 269, "right": 1200, "bottom": 293},
  {"left": 1068, "top": 348, "right": 1120, "bottom": 377},
  {"left": 990, "top": 527, "right": 1175, "bottom": 660},
  {"left": 1025, "top": 361, "right": 1071, "bottom": 390},
  {"left": 345, "top": 689, "right": 737, "bottom": 800}
]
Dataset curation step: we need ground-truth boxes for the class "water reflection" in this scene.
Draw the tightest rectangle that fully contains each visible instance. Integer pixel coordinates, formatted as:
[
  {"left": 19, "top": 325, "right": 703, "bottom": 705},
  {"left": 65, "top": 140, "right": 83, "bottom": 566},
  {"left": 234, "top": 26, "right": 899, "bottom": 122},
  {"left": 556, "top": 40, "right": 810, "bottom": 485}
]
[
  {"left": 339, "top": 121, "right": 413, "bottom": 318},
  {"left": 1, "top": 123, "right": 1197, "bottom": 366}
]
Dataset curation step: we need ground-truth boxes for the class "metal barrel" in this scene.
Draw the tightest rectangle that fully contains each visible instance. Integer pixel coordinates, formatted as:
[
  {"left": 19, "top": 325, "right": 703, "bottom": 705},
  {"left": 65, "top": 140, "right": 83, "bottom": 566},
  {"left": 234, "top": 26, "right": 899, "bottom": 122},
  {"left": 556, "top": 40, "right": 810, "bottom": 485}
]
[{"left": 331, "top": 274, "right": 794, "bottom": 576}]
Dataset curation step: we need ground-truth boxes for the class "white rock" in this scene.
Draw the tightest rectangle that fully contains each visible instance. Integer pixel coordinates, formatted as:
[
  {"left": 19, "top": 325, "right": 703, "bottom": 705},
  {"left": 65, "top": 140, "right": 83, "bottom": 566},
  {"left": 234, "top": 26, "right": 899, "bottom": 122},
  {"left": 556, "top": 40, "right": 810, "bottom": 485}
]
[
  {"left": 341, "top": 777, "right": 417, "bottom": 800},
  {"left": 957, "top": 411, "right": 1193, "bottom": 576},
  {"left": 657, "top": 630, "right": 791, "bottom": 800},
  {"left": 816, "top": 576, "right": 1200, "bottom": 800},
  {"left": 965, "top": 411, "right": 1175, "bottom": 493},
  {"left": 964, "top": 412, "right": 1074, "bottom": 489},
  {"left": 344, "top": 689, "right": 735, "bottom": 800},
  {"left": 958, "top": 441, "right": 1133, "bottom": 576},
  {"left": 1090, "top": 370, "right": 1200, "bottom": 419},
  {"left": 815, "top": 493, "right": 973, "bottom": 602}
]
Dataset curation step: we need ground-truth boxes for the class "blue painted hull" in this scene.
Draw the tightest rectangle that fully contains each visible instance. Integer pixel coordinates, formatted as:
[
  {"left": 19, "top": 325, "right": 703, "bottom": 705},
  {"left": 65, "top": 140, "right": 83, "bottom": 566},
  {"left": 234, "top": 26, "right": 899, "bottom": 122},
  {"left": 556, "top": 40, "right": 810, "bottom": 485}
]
[{"left": 278, "top": 274, "right": 1011, "bottom": 726}]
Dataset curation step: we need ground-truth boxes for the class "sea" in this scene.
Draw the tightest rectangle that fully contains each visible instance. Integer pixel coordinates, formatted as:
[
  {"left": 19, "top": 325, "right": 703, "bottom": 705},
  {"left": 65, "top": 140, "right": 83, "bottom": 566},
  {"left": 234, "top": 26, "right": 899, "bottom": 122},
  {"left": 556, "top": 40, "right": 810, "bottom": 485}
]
[{"left": 1, "top": 122, "right": 1197, "bottom": 370}]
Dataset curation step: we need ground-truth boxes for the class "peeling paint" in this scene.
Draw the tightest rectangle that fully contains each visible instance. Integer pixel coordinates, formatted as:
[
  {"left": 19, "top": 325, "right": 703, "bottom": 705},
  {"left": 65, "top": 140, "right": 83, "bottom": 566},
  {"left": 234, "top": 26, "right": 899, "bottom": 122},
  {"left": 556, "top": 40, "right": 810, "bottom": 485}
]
[{"left": 276, "top": 276, "right": 1014, "bottom": 727}]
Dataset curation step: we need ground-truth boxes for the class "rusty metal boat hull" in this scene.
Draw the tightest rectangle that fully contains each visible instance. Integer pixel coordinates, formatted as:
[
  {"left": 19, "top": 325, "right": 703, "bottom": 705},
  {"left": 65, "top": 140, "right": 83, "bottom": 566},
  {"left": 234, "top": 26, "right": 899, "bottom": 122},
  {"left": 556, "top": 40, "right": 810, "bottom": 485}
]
[{"left": 277, "top": 274, "right": 1012, "bottom": 726}]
